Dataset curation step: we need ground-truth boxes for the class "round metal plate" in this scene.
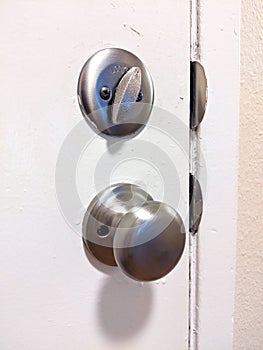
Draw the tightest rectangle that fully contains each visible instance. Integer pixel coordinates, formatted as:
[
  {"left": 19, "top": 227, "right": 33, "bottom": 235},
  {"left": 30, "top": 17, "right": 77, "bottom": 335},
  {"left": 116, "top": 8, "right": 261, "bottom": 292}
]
[{"left": 77, "top": 48, "right": 154, "bottom": 137}]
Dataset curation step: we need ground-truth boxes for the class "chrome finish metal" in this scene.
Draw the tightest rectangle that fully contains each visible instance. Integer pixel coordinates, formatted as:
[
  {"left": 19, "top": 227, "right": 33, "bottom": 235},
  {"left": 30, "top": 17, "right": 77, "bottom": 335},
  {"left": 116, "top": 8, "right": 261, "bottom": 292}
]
[
  {"left": 114, "top": 201, "right": 185, "bottom": 281},
  {"left": 78, "top": 48, "right": 154, "bottom": 137},
  {"left": 83, "top": 183, "right": 153, "bottom": 266},
  {"left": 190, "top": 61, "right": 207, "bottom": 129},
  {"left": 83, "top": 184, "right": 186, "bottom": 281},
  {"left": 189, "top": 173, "right": 203, "bottom": 234},
  {"left": 112, "top": 66, "right": 141, "bottom": 125}
]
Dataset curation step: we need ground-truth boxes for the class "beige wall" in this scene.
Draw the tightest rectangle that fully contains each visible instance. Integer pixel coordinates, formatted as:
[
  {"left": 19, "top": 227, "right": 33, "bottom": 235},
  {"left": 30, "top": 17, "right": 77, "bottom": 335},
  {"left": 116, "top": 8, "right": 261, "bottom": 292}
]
[{"left": 233, "top": 1, "right": 263, "bottom": 349}]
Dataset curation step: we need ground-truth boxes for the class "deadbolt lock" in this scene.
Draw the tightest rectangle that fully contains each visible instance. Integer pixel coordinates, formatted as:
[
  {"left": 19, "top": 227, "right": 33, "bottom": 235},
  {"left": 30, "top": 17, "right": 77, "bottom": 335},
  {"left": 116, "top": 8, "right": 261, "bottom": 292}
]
[{"left": 78, "top": 48, "right": 154, "bottom": 137}]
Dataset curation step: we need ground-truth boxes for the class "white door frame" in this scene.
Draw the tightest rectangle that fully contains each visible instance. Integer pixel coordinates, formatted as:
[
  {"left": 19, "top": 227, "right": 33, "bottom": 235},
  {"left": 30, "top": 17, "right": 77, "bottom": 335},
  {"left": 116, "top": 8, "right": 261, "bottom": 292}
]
[{"left": 192, "top": 1, "right": 240, "bottom": 349}]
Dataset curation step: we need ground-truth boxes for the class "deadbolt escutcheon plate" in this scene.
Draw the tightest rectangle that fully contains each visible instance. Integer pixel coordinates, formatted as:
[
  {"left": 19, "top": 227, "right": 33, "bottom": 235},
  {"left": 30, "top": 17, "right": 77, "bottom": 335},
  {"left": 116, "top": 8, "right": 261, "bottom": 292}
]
[{"left": 77, "top": 48, "right": 154, "bottom": 137}]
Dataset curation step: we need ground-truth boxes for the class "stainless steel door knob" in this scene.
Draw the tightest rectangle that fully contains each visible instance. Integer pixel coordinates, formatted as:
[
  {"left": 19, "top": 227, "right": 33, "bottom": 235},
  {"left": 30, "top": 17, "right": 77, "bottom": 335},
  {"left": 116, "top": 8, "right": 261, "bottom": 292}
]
[
  {"left": 83, "top": 184, "right": 185, "bottom": 281},
  {"left": 77, "top": 48, "right": 154, "bottom": 137}
]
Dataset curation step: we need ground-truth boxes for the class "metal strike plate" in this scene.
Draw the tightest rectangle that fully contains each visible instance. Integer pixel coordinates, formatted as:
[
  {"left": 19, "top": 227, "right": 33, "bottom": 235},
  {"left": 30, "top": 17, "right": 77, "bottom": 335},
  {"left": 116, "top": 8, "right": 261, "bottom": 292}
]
[
  {"left": 189, "top": 173, "right": 203, "bottom": 234},
  {"left": 78, "top": 48, "right": 154, "bottom": 137},
  {"left": 190, "top": 61, "right": 208, "bottom": 129}
]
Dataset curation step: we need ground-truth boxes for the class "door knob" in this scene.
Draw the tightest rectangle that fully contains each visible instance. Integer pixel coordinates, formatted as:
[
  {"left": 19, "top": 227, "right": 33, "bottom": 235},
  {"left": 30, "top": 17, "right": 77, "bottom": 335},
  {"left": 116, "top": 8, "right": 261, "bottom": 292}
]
[
  {"left": 83, "top": 184, "right": 185, "bottom": 282},
  {"left": 78, "top": 48, "right": 154, "bottom": 137}
]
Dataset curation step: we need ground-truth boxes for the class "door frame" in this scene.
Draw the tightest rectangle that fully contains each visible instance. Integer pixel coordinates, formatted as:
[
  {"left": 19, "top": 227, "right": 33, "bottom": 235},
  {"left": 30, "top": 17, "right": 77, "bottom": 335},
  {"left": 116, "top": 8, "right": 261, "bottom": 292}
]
[{"left": 191, "top": 0, "right": 240, "bottom": 348}]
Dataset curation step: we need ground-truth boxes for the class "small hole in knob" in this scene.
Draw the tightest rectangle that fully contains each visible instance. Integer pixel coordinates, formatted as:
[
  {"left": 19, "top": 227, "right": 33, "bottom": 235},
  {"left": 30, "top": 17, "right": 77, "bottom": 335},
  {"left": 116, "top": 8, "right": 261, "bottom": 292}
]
[{"left": 97, "top": 225, "right": 110, "bottom": 237}]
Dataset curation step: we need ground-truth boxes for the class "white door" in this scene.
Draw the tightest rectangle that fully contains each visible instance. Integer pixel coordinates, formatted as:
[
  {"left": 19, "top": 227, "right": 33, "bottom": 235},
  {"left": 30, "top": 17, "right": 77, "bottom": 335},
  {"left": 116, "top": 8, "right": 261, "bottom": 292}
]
[{"left": 0, "top": 1, "right": 190, "bottom": 349}]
